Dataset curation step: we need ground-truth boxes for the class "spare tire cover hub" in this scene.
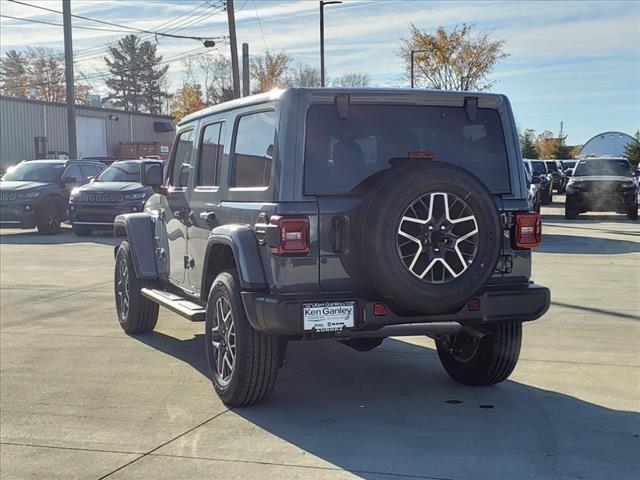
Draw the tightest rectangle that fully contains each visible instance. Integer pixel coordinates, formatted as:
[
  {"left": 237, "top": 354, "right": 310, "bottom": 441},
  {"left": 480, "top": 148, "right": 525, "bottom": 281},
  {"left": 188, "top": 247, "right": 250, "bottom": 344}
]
[{"left": 397, "top": 192, "right": 479, "bottom": 284}]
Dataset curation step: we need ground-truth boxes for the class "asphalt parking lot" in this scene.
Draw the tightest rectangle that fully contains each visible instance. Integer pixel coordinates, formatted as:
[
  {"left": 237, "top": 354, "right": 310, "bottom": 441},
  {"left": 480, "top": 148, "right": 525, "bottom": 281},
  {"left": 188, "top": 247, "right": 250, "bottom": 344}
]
[{"left": 1, "top": 197, "right": 639, "bottom": 480}]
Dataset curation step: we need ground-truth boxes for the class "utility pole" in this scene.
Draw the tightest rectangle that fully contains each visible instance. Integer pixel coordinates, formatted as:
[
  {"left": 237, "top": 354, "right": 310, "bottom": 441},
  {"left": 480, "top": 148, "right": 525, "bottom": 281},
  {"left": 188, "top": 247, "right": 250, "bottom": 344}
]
[
  {"left": 559, "top": 121, "right": 564, "bottom": 142},
  {"left": 320, "top": 1, "right": 341, "bottom": 87},
  {"left": 242, "top": 43, "right": 250, "bottom": 97},
  {"left": 62, "top": 0, "right": 77, "bottom": 158},
  {"left": 226, "top": 0, "right": 240, "bottom": 99}
]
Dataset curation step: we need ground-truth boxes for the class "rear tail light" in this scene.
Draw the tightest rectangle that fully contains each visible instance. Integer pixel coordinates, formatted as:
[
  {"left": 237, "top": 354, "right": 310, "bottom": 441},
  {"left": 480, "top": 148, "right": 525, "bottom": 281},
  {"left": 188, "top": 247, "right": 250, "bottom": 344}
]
[
  {"left": 269, "top": 216, "right": 310, "bottom": 256},
  {"left": 512, "top": 212, "right": 542, "bottom": 249}
]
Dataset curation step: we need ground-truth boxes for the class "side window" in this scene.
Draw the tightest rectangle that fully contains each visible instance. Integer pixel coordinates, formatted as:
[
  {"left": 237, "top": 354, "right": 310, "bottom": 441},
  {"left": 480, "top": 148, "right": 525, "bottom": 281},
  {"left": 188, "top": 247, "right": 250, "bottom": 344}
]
[
  {"left": 232, "top": 111, "right": 276, "bottom": 188},
  {"left": 169, "top": 130, "right": 194, "bottom": 188},
  {"left": 63, "top": 165, "right": 82, "bottom": 182},
  {"left": 197, "top": 122, "right": 223, "bottom": 187}
]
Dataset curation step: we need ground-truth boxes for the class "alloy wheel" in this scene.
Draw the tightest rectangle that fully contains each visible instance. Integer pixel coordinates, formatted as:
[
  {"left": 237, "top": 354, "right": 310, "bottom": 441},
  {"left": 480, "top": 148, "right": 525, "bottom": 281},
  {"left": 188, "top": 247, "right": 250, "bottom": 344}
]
[
  {"left": 397, "top": 192, "right": 479, "bottom": 284},
  {"left": 116, "top": 257, "right": 130, "bottom": 321},
  {"left": 210, "top": 296, "right": 236, "bottom": 386}
]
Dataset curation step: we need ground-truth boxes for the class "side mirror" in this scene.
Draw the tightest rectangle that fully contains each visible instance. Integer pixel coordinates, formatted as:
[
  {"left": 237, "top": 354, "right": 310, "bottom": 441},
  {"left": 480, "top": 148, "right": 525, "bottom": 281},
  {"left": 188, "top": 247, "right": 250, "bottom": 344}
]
[
  {"left": 565, "top": 168, "right": 573, "bottom": 177},
  {"left": 61, "top": 176, "right": 76, "bottom": 184},
  {"left": 531, "top": 175, "right": 542, "bottom": 185},
  {"left": 88, "top": 176, "right": 95, "bottom": 182},
  {"left": 140, "top": 160, "right": 164, "bottom": 192},
  {"left": 633, "top": 169, "right": 640, "bottom": 177}
]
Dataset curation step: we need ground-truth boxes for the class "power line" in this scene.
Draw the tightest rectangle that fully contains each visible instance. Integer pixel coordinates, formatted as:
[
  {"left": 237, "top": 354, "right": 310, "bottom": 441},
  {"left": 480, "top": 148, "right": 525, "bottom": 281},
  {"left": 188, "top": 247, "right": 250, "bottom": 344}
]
[
  {"left": 71, "top": 1, "right": 225, "bottom": 64},
  {"left": 0, "top": 14, "right": 148, "bottom": 33},
  {"left": 6, "top": 0, "right": 222, "bottom": 41},
  {"left": 252, "top": 0, "right": 269, "bottom": 51}
]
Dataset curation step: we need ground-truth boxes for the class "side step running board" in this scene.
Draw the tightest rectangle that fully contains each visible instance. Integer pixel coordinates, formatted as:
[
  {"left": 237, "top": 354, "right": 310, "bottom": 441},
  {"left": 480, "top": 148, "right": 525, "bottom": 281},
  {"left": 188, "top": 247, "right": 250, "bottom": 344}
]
[{"left": 141, "top": 288, "right": 206, "bottom": 322}]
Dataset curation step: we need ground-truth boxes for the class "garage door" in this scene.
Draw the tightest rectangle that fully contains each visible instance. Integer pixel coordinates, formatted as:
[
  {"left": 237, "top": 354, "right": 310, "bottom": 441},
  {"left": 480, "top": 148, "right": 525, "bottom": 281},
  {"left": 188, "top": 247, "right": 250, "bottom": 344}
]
[{"left": 77, "top": 116, "right": 107, "bottom": 158}]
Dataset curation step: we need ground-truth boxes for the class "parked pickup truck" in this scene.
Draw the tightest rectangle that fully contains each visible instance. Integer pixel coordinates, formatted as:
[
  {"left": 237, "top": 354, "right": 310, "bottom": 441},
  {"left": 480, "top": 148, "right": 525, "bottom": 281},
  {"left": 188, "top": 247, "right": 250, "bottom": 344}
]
[{"left": 112, "top": 88, "right": 550, "bottom": 406}]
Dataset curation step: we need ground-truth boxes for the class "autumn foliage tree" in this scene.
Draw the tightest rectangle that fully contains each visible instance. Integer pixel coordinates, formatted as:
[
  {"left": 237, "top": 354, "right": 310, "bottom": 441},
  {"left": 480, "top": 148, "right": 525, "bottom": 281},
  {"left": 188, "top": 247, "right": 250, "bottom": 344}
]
[
  {"left": 250, "top": 50, "right": 292, "bottom": 93},
  {"left": 399, "top": 23, "right": 508, "bottom": 91},
  {"left": 170, "top": 84, "right": 206, "bottom": 120},
  {"left": 0, "top": 48, "right": 89, "bottom": 103}
]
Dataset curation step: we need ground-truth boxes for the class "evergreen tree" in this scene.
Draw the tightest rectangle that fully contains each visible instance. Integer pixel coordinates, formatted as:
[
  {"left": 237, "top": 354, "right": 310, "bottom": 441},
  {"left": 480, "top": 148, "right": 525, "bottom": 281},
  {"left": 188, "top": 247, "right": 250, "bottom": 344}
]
[
  {"left": 520, "top": 129, "right": 538, "bottom": 158},
  {"left": 551, "top": 135, "right": 573, "bottom": 159},
  {"left": 104, "top": 35, "right": 168, "bottom": 112},
  {"left": 623, "top": 130, "right": 640, "bottom": 167},
  {"left": 139, "top": 41, "right": 169, "bottom": 114}
]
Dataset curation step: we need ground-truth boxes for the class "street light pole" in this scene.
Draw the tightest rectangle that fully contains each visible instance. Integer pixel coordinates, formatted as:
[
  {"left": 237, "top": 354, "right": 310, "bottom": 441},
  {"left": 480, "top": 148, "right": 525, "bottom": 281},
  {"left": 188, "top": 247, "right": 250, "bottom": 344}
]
[
  {"left": 410, "top": 49, "right": 429, "bottom": 88},
  {"left": 320, "top": 0, "right": 341, "bottom": 87}
]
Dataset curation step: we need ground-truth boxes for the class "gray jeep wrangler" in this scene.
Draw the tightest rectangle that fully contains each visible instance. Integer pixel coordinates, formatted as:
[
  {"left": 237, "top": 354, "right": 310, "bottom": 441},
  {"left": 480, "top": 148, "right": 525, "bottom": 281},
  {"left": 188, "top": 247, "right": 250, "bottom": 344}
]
[{"left": 113, "top": 88, "right": 550, "bottom": 406}]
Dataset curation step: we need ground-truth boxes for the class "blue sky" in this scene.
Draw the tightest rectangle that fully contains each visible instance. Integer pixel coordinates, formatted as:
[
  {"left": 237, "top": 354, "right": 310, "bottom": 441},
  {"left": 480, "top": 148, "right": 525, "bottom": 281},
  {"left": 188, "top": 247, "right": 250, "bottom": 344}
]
[{"left": 1, "top": 0, "right": 639, "bottom": 144}]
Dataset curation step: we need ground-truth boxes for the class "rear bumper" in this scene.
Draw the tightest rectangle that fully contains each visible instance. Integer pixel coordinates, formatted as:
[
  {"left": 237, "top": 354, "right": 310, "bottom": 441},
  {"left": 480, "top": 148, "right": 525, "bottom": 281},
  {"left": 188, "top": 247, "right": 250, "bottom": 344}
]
[
  {"left": 0, "top": 205, "right": 36, "bottom": 229},
  {"left": 241, "top": 283, "right": 550, "bottom": 336}
]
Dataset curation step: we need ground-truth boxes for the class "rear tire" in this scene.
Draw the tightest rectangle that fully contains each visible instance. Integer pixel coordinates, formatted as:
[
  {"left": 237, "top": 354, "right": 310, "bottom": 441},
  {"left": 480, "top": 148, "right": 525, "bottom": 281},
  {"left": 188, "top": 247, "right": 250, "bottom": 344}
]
[
  {"left": 114, "top": 241, "right": 158, "bottom": 334},
  {"left": 205, "top": 270, "right": 279, "bottom": 407},
  {"left": 628, "top": 202, "right": 638, "bottom": 220},
  {"left": 36, "top": 203, "right": 62, "bottom": 235},
  {"left": 72, "top": 224, "right": 93, "bottom": 236},
  {"left": 436, "top": 322, "right": 522, "bottom": 386},
  {"left": 565, "top": 200, "right": 579, "bottom": 219}
]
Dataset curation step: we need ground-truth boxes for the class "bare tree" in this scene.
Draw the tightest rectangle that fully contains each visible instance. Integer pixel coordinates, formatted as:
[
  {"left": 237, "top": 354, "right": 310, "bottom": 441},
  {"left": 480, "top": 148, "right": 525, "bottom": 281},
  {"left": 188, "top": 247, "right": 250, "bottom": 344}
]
[
  {"left": 399, "top": 23, "right": 508, "bottom": 91},
  {"left": 182, "top": 53, "right": 234, "bottom": 105},
  {"left": 291, "top": 63, "right": 321, "bottom": 87},
  {"left": 332, "top": 72, "right": 371, "bottom": 88},
  {"left": 250, "top": 50, "right": 291, "bottom": 93}
]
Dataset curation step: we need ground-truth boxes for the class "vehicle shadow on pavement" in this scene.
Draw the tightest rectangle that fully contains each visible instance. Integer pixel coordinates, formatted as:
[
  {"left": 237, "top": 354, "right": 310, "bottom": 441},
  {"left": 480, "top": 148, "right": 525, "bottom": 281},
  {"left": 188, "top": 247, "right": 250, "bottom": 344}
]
[
  {"left": 0, "top": 229, "right": 119, "bottom": 246},
  {"left": 132, "top": 332, "right": 209, "bottom": 378},
  {"left": 234, "top": 338, "right": 640, "bottom": 480},
  {"left": 538, "top": 233, "right": 640, "bottom": 254},
  {"left": 136, "top": 332, "right": 639, "bottom": 479}
]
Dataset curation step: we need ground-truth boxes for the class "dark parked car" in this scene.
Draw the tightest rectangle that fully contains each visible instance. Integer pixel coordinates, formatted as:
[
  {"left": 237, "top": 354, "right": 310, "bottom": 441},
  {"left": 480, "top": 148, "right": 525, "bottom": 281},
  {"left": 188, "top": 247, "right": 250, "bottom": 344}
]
[
  {"left": 565, "top": 157, "right": 638, "bottom": 219},
  {"left": 524, "top": 159, "right": 552, "bottom": 204},
  {"left": 69, "top": 160, "right": 154, "bottom": 236},
  {"left": 525, "top": 167, "right": 542, "bottom": 213},
  {"left": 545, "top": 160, "right": 567, "bottom": 193},
  {"left": 0, "top": 159, "right": 104, "bottom": 234},
  {"left": 113, "top": 88, "right": 549, "bottom": 406}
]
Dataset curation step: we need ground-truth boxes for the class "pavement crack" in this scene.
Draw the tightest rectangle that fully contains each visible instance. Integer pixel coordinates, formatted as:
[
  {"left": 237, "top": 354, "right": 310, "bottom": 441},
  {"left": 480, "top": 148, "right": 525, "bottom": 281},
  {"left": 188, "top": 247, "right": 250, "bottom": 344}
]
[
  {"left": 147, "top": 453, "right": 455, "bottom": 479},
  {"left": 0, "top": 441, "right": 142, "bottom": 456},
  {"left": 96, "top": 409, "right": 231, "bottom": 479}
]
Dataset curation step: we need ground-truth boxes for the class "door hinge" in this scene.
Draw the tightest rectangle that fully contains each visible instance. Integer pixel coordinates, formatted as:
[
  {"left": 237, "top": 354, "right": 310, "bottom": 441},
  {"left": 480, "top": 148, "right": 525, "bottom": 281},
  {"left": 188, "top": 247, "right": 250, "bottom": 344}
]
[
  {"left": 500, "top": 212, "right": 513, "bottom": 230},
  {"left": 495, "top": 254, "right": 513, "bottom": 275},
  {"left": 156, "top": 247, "right": 167, "bottom": 262},
  {"left": 184, "top": 255, "right": 195, "bottom": 269}
]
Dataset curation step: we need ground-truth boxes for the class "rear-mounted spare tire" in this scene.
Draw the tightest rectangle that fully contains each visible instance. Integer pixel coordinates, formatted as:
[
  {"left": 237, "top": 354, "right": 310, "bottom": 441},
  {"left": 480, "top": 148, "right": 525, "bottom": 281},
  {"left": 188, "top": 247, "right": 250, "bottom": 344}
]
[{"left": 357, "top": 161, "right": 501, "bottom": 314}]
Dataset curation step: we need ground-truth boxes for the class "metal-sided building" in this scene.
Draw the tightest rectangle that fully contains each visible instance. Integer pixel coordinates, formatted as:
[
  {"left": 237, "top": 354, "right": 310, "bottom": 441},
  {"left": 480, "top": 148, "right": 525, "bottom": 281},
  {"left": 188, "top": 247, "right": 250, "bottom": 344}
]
[{"left": 0, "top": 95, "right": 175, "bottom": 171}]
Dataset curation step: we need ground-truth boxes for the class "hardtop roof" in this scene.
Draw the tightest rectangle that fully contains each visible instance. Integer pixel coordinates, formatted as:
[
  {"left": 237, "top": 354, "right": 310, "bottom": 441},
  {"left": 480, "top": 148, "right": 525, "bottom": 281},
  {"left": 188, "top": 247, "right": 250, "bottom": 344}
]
[{"left": 178, "top": 87, "right": 507, "bottom": 126}]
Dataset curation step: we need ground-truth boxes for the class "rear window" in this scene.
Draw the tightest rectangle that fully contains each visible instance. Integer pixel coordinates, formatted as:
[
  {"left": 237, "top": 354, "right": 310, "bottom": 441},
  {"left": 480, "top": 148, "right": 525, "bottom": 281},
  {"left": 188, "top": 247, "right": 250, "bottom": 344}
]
[
  {"left": 304, "top": 104, "right": 510, "bottom": 194},
  {"left": 530, "top": 161, "right": 547, "bottom": 175},
  {"left": 574, "top": 159, "right": 631, "bottom": 177},
  {"left": 232, "top": 111, "right": 276, "bottom": 188},
  {"left": 546, "top": 161, "right": 558, "bottom": 172}
]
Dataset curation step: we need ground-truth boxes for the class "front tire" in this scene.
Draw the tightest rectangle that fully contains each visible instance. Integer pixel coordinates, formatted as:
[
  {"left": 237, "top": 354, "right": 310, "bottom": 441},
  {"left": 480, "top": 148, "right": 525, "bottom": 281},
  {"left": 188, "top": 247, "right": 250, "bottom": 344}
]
[
  {"left": 114, "top": 241, "right": 158, "bottom": 334},
  {"left": 36, "top": 203, "right": 62, "bottom": 235},
  {"left": 205, "top": 270, "right": 279, "bottom": 407},
  {"left": 436, "top": 322, "right": 522, "bottom": 386}
]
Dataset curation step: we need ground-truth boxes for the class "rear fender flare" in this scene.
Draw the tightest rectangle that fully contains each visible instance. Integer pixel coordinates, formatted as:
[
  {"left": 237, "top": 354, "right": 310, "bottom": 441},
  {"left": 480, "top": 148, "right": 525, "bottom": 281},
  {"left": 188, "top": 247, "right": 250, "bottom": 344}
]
[
  {"left": 203, "top": 224, "right": 268, "bottom": 294},
  {"left": 113, "top": 213, "right": 158, "bottom": 280}
]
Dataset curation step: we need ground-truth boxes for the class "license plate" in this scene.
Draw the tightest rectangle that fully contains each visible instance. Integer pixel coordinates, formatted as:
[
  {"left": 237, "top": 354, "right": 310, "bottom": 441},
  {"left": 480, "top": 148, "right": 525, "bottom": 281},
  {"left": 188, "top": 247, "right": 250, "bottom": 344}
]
[{"left": 303, "top": 301, "right": 355, "bottom": 333}]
